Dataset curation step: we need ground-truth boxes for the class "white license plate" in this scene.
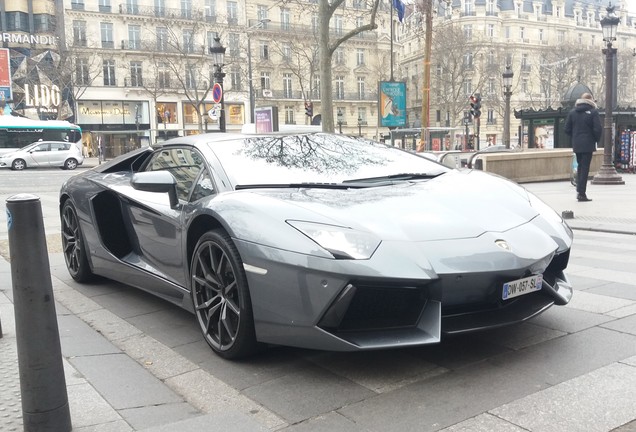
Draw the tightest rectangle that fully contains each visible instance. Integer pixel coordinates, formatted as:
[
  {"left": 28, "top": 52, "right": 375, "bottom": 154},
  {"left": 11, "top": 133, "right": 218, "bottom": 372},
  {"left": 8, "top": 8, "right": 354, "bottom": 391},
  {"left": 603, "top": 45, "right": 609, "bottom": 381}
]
[{"left": 502, "top": 274, "right": 543, "bottom": 300}]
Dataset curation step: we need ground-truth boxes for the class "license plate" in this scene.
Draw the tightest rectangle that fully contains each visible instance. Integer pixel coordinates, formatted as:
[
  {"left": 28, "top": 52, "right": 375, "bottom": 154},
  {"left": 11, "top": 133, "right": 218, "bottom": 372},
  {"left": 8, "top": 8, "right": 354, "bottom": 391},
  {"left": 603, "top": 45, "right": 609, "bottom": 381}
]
[{"left": 502, "top": 274, "right": 543, "bottom": 300}]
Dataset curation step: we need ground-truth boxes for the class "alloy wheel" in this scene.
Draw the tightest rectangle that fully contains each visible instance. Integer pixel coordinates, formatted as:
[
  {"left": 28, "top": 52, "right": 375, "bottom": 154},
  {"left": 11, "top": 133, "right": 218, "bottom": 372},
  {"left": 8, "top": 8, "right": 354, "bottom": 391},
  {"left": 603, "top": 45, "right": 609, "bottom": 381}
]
[
  {"left": 191, "top": 240, "right": 242, "bottom": 352},
  {"left": 62, "top": 204, "right": 82, "bottom": 276}
]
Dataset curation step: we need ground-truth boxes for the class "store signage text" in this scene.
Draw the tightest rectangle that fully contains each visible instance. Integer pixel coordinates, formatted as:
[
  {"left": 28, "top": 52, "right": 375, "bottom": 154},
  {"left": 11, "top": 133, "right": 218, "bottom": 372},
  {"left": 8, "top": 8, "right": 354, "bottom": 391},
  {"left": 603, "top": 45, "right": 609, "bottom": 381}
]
[
  {"left": 24, "top": 84, "right": 61, "bottom": 108},
  {"left": 2, "top": 33, "right": 56, "bottom": 45},
  {"left": 80, "top": 107, "right": 131, "bottom": 116}
]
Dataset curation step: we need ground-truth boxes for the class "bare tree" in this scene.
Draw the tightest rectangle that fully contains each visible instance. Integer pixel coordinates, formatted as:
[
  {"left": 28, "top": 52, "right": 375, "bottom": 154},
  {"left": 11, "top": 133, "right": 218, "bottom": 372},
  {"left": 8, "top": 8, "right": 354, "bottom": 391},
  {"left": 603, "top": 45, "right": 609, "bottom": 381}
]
[
  {"left": 138, "top": 17, "right": 223, "bottom": 133},
  {"left": 316, "top": 0, "right": 382, "bottom": 132},
  {"left": 429, "top": 20, "right": 491, "bottom": 128},
  {"left": 56, "top": 44, "right": 103, "bottom": 121}
]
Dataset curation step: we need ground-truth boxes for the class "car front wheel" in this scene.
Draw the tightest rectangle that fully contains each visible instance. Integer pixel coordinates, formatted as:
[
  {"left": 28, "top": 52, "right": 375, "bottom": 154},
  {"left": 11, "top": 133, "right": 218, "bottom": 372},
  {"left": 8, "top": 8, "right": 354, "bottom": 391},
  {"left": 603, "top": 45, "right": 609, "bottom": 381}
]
[
  {"left": 61, "top": 201, "right": 94, "bottom": 282},
  {"left": 64, "top": 158, "right": 78, "bottom": 170},
  {"left": 11, "top": 159, "right": 26, "bottom": 170},
  {"left": 190, "top": 229, "right": 260, "bottom": 359}
]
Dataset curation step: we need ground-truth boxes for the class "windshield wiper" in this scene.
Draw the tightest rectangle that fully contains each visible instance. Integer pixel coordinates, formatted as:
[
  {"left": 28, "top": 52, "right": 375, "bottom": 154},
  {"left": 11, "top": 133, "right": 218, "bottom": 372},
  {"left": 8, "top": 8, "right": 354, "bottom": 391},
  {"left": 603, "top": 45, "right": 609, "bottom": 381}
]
[
  {"left": 235, "top": 182, "right": 371, "bottom": 191},
  {"left": 342, "top": 172, "right": 444, "bottom": 184}
]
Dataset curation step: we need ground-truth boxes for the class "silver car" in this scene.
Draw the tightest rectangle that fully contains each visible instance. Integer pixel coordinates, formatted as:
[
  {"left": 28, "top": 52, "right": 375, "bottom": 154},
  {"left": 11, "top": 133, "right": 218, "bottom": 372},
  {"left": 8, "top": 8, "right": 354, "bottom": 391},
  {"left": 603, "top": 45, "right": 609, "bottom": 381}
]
[
  {"left": 59, "top": 133, "right": 573, "bottom": 359},
  {"left": 0, "top": 140, "right": 84, "bottom": 170}
]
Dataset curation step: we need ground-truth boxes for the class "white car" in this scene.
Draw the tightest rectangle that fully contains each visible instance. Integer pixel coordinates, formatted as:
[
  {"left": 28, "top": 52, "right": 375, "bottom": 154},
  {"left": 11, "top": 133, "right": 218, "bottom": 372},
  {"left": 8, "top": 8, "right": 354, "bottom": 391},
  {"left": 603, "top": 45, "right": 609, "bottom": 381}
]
[{"left": 0, "top": 141, "right": 85, "bottom": 170}]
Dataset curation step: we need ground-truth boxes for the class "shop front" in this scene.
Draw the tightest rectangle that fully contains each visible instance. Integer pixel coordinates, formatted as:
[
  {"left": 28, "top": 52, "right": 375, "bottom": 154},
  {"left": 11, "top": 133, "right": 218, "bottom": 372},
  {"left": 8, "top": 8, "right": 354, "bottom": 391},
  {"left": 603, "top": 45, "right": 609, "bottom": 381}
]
[{"left": 77, "top": 100, "right": 150, "bottom": 158}]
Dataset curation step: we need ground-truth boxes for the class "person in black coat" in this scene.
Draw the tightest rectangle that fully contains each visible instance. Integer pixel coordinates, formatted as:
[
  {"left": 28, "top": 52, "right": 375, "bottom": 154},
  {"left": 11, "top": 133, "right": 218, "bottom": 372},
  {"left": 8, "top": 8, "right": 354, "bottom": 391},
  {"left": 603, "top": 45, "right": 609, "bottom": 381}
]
[{"left": 564, "top": 93, "right": 602, "bottom": 202}]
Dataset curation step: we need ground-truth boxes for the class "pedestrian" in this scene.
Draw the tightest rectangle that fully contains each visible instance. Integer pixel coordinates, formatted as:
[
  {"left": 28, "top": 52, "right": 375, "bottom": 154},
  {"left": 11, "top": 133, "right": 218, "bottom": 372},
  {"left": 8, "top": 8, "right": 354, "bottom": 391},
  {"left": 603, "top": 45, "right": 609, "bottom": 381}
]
[{"left": 564, "top": 92, "right": 602, "bottom": 202}]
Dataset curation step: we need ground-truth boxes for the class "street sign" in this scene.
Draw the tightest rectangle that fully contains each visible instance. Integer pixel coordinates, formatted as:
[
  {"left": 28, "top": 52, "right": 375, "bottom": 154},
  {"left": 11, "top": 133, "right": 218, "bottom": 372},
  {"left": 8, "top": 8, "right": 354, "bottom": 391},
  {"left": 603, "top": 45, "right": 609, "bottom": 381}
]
[{"left": 212, "top": 83, "right": 223, "bottom": 103}]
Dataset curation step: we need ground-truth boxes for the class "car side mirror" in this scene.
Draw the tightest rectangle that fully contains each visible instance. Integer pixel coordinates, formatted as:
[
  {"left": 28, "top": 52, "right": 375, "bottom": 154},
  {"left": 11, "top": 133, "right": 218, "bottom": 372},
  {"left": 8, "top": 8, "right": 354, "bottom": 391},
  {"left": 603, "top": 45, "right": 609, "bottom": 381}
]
[{"left": 131, "top": 171, "right": 179, "bottom": 208}]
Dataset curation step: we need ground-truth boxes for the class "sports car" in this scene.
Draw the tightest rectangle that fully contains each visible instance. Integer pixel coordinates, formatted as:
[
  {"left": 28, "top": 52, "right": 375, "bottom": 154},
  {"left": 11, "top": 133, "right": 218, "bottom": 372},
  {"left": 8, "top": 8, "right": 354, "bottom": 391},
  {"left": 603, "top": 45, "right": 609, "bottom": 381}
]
[{"left": 59, "top": 132, "right": 573, "bottom": 359}]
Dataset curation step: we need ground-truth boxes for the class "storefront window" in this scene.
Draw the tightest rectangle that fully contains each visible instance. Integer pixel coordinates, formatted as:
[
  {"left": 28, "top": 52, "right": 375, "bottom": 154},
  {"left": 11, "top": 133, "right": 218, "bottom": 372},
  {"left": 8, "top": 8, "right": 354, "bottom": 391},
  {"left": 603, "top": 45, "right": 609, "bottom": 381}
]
[
  {"left": 157, "top": 102, "right": 178, "bottom": 124},
  {"left": 183, "top": 102, "right": 216, "bottom": 125}
]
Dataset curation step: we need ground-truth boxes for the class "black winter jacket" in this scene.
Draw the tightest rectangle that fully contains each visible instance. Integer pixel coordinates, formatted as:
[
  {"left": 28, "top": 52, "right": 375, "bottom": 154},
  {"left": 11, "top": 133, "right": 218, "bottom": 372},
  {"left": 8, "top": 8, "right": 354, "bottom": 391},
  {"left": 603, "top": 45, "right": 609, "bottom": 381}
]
[{"left": 564, "top": 99, "right": 602, "bottom": 153}]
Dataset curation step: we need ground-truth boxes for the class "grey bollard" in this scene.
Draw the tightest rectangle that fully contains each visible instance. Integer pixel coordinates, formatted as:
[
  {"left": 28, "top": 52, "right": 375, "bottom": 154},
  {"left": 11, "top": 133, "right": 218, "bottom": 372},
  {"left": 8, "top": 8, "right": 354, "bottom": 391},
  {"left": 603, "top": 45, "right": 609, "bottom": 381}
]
[{"left": 7, "top": 194, "right": 72, "bottom": 432}]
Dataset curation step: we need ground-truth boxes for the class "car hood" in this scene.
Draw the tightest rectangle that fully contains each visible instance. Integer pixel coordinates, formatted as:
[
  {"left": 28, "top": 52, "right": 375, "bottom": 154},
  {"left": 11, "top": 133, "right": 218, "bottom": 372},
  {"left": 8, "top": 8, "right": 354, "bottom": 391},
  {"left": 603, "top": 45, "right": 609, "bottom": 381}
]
[{"left": 246, "top": 170, "right": 537, "bottom": 242}]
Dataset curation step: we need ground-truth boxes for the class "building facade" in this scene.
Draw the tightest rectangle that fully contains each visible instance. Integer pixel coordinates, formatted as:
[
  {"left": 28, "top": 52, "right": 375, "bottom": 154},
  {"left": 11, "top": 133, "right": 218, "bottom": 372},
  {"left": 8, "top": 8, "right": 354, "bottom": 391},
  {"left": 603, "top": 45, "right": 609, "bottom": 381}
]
[{"left": 397, "top": 0, "right": 636, "bottom": 150}]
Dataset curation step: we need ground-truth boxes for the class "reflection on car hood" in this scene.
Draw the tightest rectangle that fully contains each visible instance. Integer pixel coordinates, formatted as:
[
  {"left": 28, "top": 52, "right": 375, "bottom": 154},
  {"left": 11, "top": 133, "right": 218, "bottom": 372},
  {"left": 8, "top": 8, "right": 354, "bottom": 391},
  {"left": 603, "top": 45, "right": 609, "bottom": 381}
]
[{"left": 250, "top": 170, "right": 535, "bottom": 241}]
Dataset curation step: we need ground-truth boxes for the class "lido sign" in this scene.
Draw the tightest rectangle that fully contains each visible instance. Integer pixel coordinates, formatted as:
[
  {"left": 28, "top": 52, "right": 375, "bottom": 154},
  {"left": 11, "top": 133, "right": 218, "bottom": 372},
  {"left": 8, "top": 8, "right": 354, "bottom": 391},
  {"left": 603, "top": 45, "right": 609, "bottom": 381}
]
[{"left": 24, "top": 84, "right": 61, "bottom": 108}]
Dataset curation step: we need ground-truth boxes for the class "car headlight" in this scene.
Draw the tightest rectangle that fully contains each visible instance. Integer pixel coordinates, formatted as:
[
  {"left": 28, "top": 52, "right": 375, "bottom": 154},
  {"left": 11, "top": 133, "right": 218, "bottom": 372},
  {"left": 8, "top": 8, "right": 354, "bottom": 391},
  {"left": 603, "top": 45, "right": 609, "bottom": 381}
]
[{"left": 287, "top": 220, "right": 381, "bottom": 260}]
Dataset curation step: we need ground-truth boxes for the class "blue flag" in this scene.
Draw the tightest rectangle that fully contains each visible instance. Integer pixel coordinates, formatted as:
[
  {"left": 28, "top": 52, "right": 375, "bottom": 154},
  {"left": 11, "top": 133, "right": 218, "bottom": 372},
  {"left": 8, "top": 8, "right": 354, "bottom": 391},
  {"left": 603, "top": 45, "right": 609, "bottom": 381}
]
[{"left": 392, "top": 0, "right": 405, "bottom": 23}]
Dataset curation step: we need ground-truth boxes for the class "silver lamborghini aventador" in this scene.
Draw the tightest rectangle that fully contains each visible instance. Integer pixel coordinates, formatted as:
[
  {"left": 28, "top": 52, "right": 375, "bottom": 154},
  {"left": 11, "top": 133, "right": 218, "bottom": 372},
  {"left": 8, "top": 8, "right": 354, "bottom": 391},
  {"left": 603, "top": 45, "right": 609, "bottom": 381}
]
[{"left": 60, "top": 133, "right": 573, "bottom": 359}]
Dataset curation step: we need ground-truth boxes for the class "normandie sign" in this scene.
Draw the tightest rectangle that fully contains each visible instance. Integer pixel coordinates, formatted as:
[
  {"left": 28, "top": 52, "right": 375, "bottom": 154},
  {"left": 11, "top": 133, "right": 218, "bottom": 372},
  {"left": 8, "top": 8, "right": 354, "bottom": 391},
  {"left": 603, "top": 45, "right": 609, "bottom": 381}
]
[{"left": 1, "top": 33, "right": 56, "bottom": 45}]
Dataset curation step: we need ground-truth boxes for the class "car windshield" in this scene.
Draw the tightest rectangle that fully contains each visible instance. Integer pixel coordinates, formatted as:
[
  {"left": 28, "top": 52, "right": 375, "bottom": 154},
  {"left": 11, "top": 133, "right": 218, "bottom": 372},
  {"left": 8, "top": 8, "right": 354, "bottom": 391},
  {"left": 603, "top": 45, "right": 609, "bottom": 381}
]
[{"left": 206, "top": 133, "right": 449, "bottom": 187}]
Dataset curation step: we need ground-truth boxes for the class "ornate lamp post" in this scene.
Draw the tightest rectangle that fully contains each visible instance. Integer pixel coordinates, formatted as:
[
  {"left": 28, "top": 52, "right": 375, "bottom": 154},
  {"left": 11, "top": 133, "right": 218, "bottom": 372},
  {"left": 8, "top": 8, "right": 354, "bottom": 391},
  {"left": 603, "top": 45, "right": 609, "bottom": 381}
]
[
  {"left": 247, "top": 19, "right": 270, "bottom": 124},
  {"left": 337, "top": 109, "right": 343, "bottom": 134},
  {"left": 357, "top": 116, "right": 362, "bottom": 137},
  {"left": 592, "top": 4, "right": 624, "bottom": 185},
  {"left": 502, "top": 65, "right": 513, "bottom": 149},
  {"left": 209, "top": 36, "right": 226, "bottom": 132}
]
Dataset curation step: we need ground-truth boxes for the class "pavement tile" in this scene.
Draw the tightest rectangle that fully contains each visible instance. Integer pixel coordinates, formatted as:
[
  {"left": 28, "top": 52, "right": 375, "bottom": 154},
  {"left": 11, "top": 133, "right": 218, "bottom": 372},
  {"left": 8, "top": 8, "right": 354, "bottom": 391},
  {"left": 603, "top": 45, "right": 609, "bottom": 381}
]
[
  {"left": 197, "top": 346, "right": 311, "bottom": 391},
  {"left": 280, "top": 412, "right": 371, "bottom": 432},
  {"left": 59, "top": 314, "right": 121, "bottom": 357},
  {"left": 337, "top": 359, "right": 548, "bottom": 432},
  {"left": 587, "top": 282, "right": 636, "bottom": 301},
  {"left": 69, "top": 353, "right": 183, "bottom": 410},
  {"left": 138, "top": 411, "right": 269, "bottom": 432},
  {"left": 607, "top": 303, "right": 636, "bottom": 318},
  {"left": 621, "top": 356, "right": 636, "bottom": 367},
  {"left": 303, "top": 350, "right": 446, "bottom": 393},
  {"left": 613, "top": 420, "right": 636, "bottom": 432},
  {"left": 88, "top": 285, "right": 171, "bottom": 319},
  {"left": 488, "top": 326, "right": 636, "bottom": 386},
  {"left": 565, "top": 274, "right": 611, "bottom": 291},
  {"left": 124, "top": 308, "right": 202, "bottom": 349},
  {"left": 165, "top": 368, "right": 286, "bottom": 430},
  {"left": 78, "top": 308, "right": 143, "bottom": 342},
  {"left": 115, "top": 333, "right": 199, "bottom": 380},
  {"left": 439, "top": 413, "right": 526, "bottom": 432},
  {"left": 475, "top": 321, "right": 567, "bottom": 351},
  {"left": 601, "top": 314, "right": 636, "bottom": 336},
  {"left": 564, "top": 290, "right": 635, "bottom": 314},
  {"left": 242, "top": 362, "right": 376, "bottom": 425},
  {"left": 569, "top": 267, "right": 636, "bottom": 286},
  {"left": 410, "top": 332, "right": 513, "bottom": 370},
  {"left": 118, "top": 402, "right": 200, "bottom": 431},
  {"left": 530, "top": 304, "right": 615, "bottom": 333},
  {"left": 67, "top": 382, "right": 124, "bottom": 429},
  {"left": 490, "top": 363, "right": 636, "bottom": 432}
]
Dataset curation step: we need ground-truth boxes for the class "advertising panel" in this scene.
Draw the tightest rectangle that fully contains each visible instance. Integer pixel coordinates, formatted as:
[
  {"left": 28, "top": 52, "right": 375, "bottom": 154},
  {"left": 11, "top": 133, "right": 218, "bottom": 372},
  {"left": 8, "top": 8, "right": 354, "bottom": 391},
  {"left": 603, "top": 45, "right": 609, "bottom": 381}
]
[
  {"left": 378, "top": 81, "right": 407, "bottom": 128},
  {"left": 255, "top": 106, "right": 279, "bottom": 133},
  {"left": 0, "top": 48, "right": 12, "bottom": 101}
]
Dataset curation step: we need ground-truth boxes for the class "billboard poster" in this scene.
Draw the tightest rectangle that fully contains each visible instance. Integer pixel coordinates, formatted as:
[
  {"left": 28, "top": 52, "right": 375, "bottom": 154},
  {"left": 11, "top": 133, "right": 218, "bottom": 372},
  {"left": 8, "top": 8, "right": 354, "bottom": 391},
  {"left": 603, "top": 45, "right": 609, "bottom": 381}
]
[
  {"left": 0, "top": 48, "right": 12, "bottom": 102},
  {"left": 255, "top": 106, "right": 279, "bottom": 133},
  {"left": 378, "top": 81, "right": 406, "bottom": 128}
]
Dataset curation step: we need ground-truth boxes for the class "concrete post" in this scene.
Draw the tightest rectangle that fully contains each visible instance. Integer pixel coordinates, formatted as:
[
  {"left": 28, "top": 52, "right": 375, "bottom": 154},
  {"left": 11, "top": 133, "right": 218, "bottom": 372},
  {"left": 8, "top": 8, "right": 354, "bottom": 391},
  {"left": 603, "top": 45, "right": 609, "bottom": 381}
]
[{"left": 6, "top": 194, "right": 72, "bottom": 432}]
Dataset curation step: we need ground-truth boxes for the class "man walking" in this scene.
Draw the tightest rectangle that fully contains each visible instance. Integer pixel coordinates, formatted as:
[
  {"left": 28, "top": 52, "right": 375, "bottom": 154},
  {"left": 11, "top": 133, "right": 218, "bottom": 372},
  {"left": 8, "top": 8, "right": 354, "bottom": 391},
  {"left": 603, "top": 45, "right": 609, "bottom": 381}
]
[{"left": 564, "top": 93, "right": 602, "bottom": 202}]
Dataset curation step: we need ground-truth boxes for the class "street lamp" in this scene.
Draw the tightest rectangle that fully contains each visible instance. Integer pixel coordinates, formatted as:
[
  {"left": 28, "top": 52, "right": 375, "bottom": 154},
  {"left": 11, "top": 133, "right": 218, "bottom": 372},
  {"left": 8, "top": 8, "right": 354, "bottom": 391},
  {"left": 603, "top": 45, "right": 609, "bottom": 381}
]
[
  {"left": 337, "top": 109, "right": 343, "bottom": 134},
  {"left": 357, "top": 116, "right": 362, "bottom": 137},
  {"left": 592, "top": 4, "right": 624, "bottom": 185},
  {"left": 502, "top": 64, "right": 513, "bottom": 149},
  {"left": 209, "top": 36, "right": 226, "bottom": 132},
  {"left": 247, "top": 19, "right": 270, "bottom": 124}
]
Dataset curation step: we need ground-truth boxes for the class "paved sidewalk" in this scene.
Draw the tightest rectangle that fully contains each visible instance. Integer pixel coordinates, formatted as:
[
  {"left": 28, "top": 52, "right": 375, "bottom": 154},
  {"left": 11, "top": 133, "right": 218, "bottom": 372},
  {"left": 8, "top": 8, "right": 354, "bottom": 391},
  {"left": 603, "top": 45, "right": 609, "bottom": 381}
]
[{"left": 0, "top": 170, "right": 635, "bottom": 431}]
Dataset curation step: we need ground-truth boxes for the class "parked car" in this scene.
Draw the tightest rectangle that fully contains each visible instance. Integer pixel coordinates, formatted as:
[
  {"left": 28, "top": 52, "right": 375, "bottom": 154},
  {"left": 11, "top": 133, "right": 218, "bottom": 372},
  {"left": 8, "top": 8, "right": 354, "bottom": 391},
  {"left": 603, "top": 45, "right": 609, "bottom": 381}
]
[
  {"left": 0, "top": 141, "right": 84, "bottom": 170},
  {"left": 59, "top": 132, "right": 573, "bottom": 359}
]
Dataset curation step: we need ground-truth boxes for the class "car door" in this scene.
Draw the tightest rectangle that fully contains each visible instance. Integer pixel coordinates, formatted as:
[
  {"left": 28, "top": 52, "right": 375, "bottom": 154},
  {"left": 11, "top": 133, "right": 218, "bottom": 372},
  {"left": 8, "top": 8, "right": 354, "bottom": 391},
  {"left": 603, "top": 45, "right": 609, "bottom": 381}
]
[
  {"left": 26, "top": 142, "right": 51, "bottom": 167},
  {"left": 49, "top": 142, "right": 70, "bottom": 166},
  {"left": 122, "top": 146, "right": 205, "bottom": 287}
]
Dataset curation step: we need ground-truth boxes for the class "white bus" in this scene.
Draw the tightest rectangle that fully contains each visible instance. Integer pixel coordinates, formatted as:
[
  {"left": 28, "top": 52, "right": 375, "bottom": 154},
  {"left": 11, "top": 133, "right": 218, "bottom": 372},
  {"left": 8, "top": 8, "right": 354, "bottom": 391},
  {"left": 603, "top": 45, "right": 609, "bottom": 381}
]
[{"left": 0, "top": 116, "right": 82, "bottom": 155}]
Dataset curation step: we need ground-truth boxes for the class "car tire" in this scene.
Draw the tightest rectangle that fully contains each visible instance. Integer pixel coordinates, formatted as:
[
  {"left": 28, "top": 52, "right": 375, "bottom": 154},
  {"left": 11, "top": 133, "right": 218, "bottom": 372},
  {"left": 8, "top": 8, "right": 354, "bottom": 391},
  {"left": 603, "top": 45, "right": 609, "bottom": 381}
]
[
  {"left": 190, "top": 229, "right": 260, "bottom": 359},
  {"left": 11, "top": 159, "right": 26, "bottom": 170},
  {"left": 61, "top": 201, "right": 95, "bottom": 282},
  {"left": 64, "top": 158, "right": 78, "bottom": 170}
]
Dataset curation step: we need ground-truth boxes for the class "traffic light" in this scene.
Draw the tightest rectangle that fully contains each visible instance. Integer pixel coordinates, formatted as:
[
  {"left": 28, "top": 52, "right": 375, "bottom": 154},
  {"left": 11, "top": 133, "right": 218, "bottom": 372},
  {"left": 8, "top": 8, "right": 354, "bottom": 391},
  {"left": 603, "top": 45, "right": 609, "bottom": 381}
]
[
  {"left": 470, "top": 93, "right": 482, "bottom": 118},
  {"left": 305, "top": 101, "right": 313, "bottom": 117}
]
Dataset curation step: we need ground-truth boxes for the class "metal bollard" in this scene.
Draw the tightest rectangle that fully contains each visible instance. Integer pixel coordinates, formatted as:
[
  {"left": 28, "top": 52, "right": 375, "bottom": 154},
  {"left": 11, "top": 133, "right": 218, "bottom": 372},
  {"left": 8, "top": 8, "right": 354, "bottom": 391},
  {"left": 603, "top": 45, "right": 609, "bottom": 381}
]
[{"left": 7, "top": 194, "right": 72, "bottom": 432}]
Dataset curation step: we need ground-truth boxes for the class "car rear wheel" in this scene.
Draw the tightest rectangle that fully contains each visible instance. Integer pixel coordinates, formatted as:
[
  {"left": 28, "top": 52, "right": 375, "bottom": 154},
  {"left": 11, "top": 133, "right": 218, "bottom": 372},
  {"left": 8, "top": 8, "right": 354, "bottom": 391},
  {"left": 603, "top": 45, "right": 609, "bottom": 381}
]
[
  {"left": 61, "top": 201, "right": 94, "bottom": 282},
  {"left": 64, "top": 158, "right": 78, "bottom": 170},
  {"left": 190, "top": 229, "right": 259, "bottom": 359},
  {"left": 11, "top": 159, "right": 26, "bottom": 170}
]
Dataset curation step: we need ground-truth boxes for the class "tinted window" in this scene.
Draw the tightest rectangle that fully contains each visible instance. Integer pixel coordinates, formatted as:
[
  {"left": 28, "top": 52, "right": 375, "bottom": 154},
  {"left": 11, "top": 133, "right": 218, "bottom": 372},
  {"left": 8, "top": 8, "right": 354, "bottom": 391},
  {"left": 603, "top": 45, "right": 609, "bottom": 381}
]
[{"left": 144, "top": 148, "right": 204, "bottom": 201}]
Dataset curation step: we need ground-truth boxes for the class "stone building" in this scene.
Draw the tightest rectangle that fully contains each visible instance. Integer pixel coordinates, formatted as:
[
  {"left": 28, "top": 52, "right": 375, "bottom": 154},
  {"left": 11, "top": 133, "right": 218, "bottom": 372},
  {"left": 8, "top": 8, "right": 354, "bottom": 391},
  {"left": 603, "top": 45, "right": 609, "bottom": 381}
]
[{"left": 396, "top": 0, "right": 636, "bottom": 149}]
